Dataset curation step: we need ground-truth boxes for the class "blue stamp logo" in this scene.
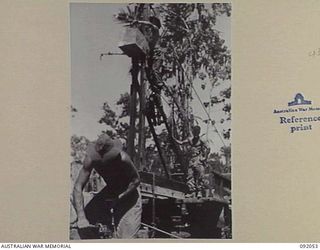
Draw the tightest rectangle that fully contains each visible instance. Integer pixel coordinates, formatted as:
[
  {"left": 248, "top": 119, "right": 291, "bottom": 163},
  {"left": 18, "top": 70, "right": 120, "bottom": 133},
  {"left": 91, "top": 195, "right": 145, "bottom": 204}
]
[
  {"left": 273, "top": 93, "right": 320, "bottom": 133},
  {"left": 288, "top": 93, "right": 312, "bottom": 106}
]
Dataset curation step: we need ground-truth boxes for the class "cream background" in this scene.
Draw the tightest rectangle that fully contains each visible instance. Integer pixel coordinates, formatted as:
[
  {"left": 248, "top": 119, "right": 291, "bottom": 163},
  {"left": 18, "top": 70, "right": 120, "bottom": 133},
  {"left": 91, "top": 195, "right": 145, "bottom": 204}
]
[{"left": 1, "top": 0, "right": 320, "bottom": 242}]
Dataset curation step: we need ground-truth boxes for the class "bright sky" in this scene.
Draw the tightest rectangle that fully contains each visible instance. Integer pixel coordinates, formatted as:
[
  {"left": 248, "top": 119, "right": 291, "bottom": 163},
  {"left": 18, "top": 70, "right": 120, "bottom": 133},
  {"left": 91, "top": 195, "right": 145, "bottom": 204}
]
[{"left": 70, "top": 3, "right": 231, "bottom": 153}]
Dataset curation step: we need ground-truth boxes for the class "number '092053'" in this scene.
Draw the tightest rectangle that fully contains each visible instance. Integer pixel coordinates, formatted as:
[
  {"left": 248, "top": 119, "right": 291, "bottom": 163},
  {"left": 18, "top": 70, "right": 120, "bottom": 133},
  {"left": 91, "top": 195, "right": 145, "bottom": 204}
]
[{"left": 300, "top": 244, "right": 318, "bottom": 248}]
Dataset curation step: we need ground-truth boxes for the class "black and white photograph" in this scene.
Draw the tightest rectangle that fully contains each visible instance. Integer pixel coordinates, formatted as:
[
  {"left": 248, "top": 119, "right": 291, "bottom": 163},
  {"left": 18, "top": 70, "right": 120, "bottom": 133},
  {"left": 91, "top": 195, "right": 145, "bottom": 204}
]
[{"left": 69, "top": 3, "right": 231, "bottom": 240}]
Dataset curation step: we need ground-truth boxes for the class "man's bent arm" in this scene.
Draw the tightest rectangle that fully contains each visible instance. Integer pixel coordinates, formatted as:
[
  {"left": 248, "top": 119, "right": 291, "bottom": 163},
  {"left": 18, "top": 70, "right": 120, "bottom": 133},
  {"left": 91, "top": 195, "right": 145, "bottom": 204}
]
[
  {"left": 118, "top": 177, "right": 140, "bottom": 200},
  {"left": 118, "top": 152, "right": 140, "bottom": 200},
  {"left": 72, "top": 155, "right": 92, "bottom": 225}
]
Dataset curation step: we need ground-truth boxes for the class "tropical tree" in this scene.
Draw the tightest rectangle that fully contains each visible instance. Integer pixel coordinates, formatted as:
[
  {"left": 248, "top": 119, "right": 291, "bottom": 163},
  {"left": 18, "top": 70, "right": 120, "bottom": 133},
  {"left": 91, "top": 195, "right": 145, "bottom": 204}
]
[
  {"left": 70, "top": 135, "right": 89, "bottom": 185},
  {"left": 115, "top": 3, "right": 232, "bottom": 174},
  {"left": 98, "top": 93, "right": 131, "bottom": 145},
  {"left": 153, "top": 3, "right": 232, "bottom": 140}
]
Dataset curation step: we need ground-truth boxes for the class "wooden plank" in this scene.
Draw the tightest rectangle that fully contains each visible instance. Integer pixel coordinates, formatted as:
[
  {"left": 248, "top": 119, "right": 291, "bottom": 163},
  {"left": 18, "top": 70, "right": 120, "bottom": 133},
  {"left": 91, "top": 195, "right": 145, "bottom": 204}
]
[
  {"left": 182, "top": 195, "right": 228, "bottom": 204},
  {"left": 139, "top": 171, "right": 228, "bottom": 203},
  {"left": 127, "top": 58, "right": 139, "bottom": 160},
  {"left": 139, "top": 171, "right": 188, "bottom": 193},
  {"left": 138, "top": 63, "right": 146, "bottom": 170},
  {"left": 140, "top": 182, "right": 185, "bottom": 199}
]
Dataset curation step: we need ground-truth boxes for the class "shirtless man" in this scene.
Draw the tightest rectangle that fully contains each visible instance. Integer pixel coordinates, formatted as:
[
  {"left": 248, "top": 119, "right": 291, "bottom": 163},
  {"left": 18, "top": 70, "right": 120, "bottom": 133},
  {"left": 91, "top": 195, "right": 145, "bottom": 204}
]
[{"left": 72, "top": 134, "right": 141, "bottom": 239}]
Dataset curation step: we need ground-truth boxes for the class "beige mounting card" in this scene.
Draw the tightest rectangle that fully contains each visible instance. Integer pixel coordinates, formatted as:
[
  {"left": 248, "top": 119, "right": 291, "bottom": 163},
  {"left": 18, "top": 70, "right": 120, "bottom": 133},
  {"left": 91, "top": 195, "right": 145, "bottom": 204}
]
[{"left": 1, "top": 0, "right": 320, "bottom": 242}]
